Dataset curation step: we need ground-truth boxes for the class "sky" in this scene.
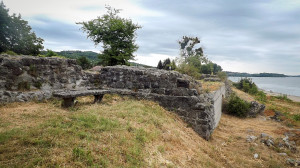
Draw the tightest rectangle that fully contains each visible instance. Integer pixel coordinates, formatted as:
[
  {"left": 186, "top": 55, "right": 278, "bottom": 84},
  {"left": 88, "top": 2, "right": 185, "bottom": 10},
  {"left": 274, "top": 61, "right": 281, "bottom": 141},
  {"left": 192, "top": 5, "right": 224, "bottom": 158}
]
[{"left": 3, "top": 0, "right": 300, "bottom": 75}]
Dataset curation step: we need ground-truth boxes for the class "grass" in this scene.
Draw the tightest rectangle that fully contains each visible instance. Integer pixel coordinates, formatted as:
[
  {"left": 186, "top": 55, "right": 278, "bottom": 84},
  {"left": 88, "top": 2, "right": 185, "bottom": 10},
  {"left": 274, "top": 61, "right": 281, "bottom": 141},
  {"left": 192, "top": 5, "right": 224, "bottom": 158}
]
[
  {"left": 0, "top": 95, "right": 298, "bottom": 167},
  {"left": 199, "top": 80, "right": 224, "bottom": 92}
]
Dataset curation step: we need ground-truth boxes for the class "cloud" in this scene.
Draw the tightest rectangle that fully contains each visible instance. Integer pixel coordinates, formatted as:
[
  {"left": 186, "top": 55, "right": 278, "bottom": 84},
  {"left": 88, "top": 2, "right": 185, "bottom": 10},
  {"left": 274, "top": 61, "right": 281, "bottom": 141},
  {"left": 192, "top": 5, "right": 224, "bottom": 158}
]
[
  {"left": 3, "top": 0, "right": 300, "bottom": 74},
  {"left": 29, "top": 16, "right": 98, "bottom": 51}
]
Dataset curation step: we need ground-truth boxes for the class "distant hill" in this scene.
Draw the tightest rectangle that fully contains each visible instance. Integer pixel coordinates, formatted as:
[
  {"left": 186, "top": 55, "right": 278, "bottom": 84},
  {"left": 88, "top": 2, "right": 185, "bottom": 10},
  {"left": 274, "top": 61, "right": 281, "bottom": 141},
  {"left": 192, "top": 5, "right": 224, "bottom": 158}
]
[
  {"left": 225, "top": 71, "right": 288, "bottom": 77},
  {"left": 42, "top": 50, "right": 154, "bottom": 68}
]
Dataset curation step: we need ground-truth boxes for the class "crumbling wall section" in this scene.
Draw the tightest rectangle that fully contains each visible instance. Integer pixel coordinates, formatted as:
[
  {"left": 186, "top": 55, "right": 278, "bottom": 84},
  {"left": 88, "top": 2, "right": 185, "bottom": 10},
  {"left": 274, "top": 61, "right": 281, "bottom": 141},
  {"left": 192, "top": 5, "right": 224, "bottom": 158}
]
[{"left": 0, "top": 54, "right": 85, "bottom": 102}]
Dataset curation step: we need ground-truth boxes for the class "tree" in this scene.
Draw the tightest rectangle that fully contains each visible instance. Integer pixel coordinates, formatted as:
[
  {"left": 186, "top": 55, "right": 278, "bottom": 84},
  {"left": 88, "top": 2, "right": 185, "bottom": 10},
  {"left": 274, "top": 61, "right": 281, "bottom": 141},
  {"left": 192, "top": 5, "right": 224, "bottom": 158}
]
[
  {"left": 78, "top": 6, "right": 141, "bottom": 66},
  {"left": 157, "top": 60, "right": 163, "bottom": 69},
  {"left": 162, "top": 58, "right": 171, "bottom": 70},
  {"left": 178, "top": 36, "right": 207, "bottom": 64},
  {"left": 0, "top": 1, "right": 44, "bottom": 55},
  {"left": 0, "top": 1, "right": 10, "bottom": 52},
  {"left": 77, "top": 56, "right": 92, "bottom": 70}
]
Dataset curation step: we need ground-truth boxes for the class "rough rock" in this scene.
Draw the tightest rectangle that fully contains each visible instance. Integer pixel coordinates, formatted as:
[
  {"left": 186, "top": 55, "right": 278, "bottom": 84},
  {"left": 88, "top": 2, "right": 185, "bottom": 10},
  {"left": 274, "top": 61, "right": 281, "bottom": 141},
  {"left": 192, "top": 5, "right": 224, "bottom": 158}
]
[
  {"left": 248, "top": 101, "right": 265, "bottom": 117},
  {"left": 260, "top": 133, "right": 274, "bottom": 147},
  {"left": 270, "top": 110, "right": 282, "bottom": 122},
  {"left": 0, "top": 54, "right": 84, "bottom": 100},
  {"left": 286, "top": 158, "right": 300, "bottom": 167}
]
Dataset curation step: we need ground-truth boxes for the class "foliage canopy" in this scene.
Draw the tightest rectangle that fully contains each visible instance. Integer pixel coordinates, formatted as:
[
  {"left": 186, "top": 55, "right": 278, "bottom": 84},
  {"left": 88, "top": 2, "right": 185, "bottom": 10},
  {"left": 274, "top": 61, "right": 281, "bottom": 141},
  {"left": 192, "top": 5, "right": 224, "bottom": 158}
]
[
  {"left": 0, "top": 1, "right": 44, "bottom": 55},
  {"left": 78, "top": 6, "right": 141, "bottom": 66}
]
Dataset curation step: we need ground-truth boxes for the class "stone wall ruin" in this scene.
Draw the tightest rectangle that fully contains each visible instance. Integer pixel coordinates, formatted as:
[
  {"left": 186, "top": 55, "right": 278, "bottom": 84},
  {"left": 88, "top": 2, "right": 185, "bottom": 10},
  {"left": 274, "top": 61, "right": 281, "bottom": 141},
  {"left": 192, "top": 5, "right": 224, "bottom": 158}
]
[{"left": 0, "top": 55, "right": 228, "bottom": 140}]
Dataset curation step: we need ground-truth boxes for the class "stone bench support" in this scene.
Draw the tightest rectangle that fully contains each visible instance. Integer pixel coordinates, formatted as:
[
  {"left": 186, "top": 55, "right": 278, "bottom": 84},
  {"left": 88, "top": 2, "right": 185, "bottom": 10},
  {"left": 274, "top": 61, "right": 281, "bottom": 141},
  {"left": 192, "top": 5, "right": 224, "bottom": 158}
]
[{"left": 53, "top": 90, "right": 109, "bottom": 108}]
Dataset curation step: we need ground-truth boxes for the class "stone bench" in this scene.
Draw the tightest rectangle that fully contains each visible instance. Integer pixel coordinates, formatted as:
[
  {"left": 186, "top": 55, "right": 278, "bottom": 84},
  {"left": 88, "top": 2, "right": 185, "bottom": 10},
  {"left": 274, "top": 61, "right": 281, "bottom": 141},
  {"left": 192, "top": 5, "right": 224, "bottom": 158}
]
[{"left": 53, "top": 90, "right": 110, "bottom": 107}]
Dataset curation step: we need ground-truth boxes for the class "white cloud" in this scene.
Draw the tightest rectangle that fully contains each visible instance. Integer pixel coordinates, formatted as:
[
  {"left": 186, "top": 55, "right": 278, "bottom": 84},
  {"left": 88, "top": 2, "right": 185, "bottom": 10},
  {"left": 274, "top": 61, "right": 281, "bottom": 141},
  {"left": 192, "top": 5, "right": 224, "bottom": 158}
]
[{"left": 3, "top": 0, "right": 163, "bottom": 23}]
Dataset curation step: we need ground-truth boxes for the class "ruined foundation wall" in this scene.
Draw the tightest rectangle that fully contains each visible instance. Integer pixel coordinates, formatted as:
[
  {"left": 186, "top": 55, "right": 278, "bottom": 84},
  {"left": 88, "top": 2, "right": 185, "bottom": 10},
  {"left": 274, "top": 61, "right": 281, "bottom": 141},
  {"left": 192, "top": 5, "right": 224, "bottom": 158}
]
[{"left": 0, "top": 55, "right": 226, "bottom": 140}]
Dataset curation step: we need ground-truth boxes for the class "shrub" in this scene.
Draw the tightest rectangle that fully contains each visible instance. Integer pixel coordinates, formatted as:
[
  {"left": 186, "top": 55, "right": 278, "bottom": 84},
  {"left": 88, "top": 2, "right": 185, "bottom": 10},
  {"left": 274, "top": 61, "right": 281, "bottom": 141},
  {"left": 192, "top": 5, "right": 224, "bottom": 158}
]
[
  {"left": 176, "top": 62, "right": 201, "bottom": 79},
  {"left": 226, "top": 94, "right": 250, "bottom": 118},
  {"left": 45, "top": 49, "right": 58, "bottom": 57},
  {"left": 2, "top": 50, "right": 17, "bottom": 55}
]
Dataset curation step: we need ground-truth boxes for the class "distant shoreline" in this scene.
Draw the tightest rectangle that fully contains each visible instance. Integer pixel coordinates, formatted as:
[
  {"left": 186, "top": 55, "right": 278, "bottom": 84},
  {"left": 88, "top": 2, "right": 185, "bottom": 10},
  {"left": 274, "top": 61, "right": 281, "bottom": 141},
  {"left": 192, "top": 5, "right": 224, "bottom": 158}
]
[{"left": 263, "top": 90, "right": 300, "bottom": 102}]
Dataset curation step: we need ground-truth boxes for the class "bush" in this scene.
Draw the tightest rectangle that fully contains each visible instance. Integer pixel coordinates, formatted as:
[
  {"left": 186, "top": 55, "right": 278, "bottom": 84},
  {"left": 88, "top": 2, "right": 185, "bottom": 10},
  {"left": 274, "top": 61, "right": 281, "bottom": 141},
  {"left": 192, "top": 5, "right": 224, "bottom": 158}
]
[
  {"left": 2, "top": 50, "right": 17, "bottom": 56},
  {"left": 225, "top": 94, "right": 250, "bottom": 118},
  {"left": 176, "top": 62, "right": 201, "bottom": 79},
  {"left": 45, "top": 49, "right": 58, "bottom": 57}
]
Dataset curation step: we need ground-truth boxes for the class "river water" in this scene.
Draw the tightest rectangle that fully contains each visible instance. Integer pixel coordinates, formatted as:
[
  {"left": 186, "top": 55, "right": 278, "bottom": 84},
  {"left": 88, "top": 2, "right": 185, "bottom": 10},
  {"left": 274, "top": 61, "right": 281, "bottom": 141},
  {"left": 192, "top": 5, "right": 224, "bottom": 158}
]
[{"left": 228, "top": 77, "right": 300, "bottom": 97}]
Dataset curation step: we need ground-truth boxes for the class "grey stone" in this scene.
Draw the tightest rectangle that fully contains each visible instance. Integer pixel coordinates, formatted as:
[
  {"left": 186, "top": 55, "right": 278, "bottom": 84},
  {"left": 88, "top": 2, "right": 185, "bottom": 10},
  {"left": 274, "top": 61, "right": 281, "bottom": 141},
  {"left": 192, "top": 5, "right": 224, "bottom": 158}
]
[
  {"left": 286, "top": 158, "right": 300, "bottom": 167},
  {"left": 248, "top": 101, "right": 265, "bottom": 117},
  {"left": 260, "top": 133, "right": 271, "bottom": 138},
  {"left": 246, "top": 135, "right": 257, "bottom": 142}
]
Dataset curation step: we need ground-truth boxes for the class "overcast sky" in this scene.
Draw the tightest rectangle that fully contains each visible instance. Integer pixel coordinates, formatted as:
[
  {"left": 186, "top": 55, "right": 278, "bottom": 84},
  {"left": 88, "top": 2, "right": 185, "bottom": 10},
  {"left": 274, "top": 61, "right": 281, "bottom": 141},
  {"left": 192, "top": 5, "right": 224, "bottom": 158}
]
[{"left": 4, "top": 0, "right": 300, "bottom": 75}]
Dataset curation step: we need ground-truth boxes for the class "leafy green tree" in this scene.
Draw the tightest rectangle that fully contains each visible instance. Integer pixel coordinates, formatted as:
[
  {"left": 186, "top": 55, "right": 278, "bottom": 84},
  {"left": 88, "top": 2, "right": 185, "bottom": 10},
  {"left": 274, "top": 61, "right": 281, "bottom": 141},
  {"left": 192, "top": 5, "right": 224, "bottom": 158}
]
[
  {"left": 78, "top": 6, "right": 141, "bottom": 66},
  {"left": 157, "top": 60, "right": 163, "bottom": 69},
  {"left": 0, "top": 1, "right": 10, "bottom": 52},
  {"left": 77, "top": 56, "right": 92, "bottom": 70},
  {"left": 0, "top": 1, "right": 44, "bottom": 55}
]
